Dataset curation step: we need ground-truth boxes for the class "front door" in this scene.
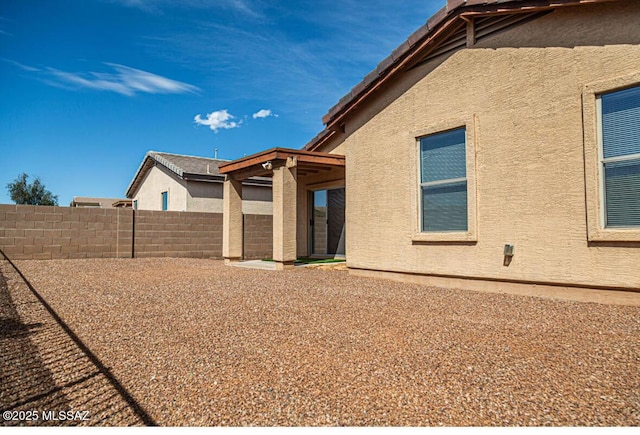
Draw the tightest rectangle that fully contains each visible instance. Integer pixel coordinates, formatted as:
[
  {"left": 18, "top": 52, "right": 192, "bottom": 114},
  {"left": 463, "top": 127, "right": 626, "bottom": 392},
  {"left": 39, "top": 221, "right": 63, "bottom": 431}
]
[
  {"left": 311, "top": 188, "right": 345, "bottom": 257},
  {"left": 327, "top": 188, "right": 345, "bottom": 257}
]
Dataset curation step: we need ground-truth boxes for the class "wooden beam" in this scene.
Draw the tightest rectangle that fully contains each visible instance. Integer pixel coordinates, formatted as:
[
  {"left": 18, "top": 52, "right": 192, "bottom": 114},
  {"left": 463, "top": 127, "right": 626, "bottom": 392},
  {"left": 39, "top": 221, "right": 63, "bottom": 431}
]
[
  {"left": 295, "top": 154, "right": 345, "bottom": 167},
  {"left": 228, "top": 166, "right": 272, "bottom": 181},
  {"left": 300, "top": 164, "right": 335, "bottom": 171},
  {"left": 405, "top": 20, "right": 466, "bottom": 70},
  {"left": 219, "top": 147, "right": 345, "bottom": 175},
  {"left": 297, "top": 169, "right": 319, "bottom": 175},
  {"left": 466, "top": 17, "right": 475, "bottom": 47},
  {"left": 219, "top": 150, "right": 279, "bottom": 174}
]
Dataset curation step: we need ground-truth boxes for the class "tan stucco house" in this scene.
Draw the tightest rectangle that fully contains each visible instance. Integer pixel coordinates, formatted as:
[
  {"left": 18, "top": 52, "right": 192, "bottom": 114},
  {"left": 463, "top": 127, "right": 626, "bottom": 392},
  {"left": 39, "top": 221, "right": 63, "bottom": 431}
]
[
  {"left": 126, "top": 151, "right": 272, "bottom": 214},
  {"left": 219, "top": 0, "right": 640, "bottom": 294}
]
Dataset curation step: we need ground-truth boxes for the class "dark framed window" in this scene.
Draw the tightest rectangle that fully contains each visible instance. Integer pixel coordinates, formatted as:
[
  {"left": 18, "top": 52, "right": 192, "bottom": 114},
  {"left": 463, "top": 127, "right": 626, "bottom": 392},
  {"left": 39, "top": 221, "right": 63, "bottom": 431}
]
[
  {"left": 599, "top": 85, "right": 640, "bottom": 228},
  {"left": 419, "top": 128, "right": 468, "bottom": 232}
]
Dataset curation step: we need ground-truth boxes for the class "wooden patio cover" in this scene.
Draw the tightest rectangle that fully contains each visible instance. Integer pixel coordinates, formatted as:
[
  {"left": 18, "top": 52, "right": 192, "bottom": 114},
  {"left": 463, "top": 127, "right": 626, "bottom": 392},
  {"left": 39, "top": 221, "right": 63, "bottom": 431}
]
[{"left": 218, "top": 147, "right": 345, "bottom": 180}]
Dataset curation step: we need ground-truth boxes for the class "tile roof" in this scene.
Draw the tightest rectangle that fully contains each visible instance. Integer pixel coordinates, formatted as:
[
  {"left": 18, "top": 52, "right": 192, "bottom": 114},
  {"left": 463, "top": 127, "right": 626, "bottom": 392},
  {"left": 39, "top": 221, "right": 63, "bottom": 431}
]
[
  {"left": 126, "top": 151, "right": 271, "bottom": 198},
  {"left": 307, "top": 0, "right": 617, "bottom": 150},
  {"left": 149, "top": 151, "right": 229, "bottom": 178}
]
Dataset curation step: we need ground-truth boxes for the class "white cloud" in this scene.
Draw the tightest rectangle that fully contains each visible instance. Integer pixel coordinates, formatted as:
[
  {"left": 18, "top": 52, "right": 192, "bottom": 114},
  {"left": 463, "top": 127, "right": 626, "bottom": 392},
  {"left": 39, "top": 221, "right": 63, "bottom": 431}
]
[
  {"left": 1, "top": 58, "right": 41, "bottom": 72},
  {"left": 46, "top": 63, "right": 199, "bottom": 96},
  {"left": 252, "top": 109, "right": 278, "bottom": 119},
  {"left": 194, "top": 109, "right": 241, "bottom": 133},
  {"left": 109, "top": 0, "right": 262, "bottom": 17},
  {"left": 142, "top": 1, "right": 438, "bottom": 131}
]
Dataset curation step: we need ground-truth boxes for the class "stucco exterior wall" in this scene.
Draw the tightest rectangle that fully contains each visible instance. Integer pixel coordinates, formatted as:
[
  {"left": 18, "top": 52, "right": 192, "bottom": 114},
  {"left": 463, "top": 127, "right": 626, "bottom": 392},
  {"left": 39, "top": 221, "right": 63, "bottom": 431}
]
[
  {"left": 338, "top": 1, "right": 640, "bottom": 289},
  {"left": 131, "top": 164, "right": 272, "bottom": 214},
  {"left": 185, "top": 180, "right": 224, "bottom": 212},
  {"left": 133, "top": 165, "right": 187, "bottom": 211},
  {"left": 240, "top": 185, "right": 273, "bottom": 215}
]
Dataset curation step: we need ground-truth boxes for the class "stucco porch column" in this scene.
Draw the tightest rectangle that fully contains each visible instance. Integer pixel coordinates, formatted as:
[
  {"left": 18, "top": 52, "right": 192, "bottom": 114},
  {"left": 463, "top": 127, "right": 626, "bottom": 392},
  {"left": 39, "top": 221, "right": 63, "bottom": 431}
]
[
  {"left": 222, "top": 176, "right": 243, "bottom": 264},
  {"left": 272, "top": 158, "right": 298, "bottom": 270}
]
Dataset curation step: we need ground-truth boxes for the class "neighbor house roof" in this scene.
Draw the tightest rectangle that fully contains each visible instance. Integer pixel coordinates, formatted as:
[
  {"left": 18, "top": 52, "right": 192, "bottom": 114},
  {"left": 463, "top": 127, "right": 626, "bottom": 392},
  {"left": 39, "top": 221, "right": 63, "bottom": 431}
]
[
  {"left": 70, "top": 197, "right": 132, "bottom": 208},
  {"left": 306, "top": 0, "right": 616, "bottom": 150},
  {"left": 126, "top": 151, "right": 271, "bottom": 198}
]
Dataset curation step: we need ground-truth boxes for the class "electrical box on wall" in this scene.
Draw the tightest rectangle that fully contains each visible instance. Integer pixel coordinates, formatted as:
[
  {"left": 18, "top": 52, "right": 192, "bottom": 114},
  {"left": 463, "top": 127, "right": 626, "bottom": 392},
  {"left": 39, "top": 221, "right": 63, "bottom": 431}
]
[{"left": 504, "top": 244, "right": 515, "bottom": 257}]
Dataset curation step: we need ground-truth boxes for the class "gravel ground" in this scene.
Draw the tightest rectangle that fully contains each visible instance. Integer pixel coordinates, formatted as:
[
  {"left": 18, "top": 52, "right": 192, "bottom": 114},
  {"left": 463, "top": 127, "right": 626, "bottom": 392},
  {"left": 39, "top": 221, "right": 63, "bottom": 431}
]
[
  {"left": 2, "top": 257, "right": 639, "bottom": 426},
  {"left": 0, "top": 259, "right": 145, "bottom": 426}
]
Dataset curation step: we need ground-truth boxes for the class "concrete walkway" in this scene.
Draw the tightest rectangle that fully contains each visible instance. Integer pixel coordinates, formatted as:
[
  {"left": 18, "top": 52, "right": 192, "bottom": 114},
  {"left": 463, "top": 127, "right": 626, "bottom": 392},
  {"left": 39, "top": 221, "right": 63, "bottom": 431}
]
[
  {"left": 230, "top": 260, "right": 348, "bottom": 271},
  {"left": 229, "top": 260, "right": 278, "bottom": 270}
]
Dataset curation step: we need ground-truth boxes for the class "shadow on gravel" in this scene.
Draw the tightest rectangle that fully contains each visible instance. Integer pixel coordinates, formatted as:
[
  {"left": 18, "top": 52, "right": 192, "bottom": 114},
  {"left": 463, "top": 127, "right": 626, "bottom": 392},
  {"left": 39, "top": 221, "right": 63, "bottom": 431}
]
[{"left": 0, "top": 250, "right": 156, "bottom": 426}]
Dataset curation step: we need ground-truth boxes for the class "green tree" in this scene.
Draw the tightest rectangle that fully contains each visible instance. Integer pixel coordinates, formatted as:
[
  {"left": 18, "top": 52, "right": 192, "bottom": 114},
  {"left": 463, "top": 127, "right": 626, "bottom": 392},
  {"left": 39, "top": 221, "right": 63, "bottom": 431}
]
[{"left": 6, "top": 173, "right": 59, "bottom": 206}]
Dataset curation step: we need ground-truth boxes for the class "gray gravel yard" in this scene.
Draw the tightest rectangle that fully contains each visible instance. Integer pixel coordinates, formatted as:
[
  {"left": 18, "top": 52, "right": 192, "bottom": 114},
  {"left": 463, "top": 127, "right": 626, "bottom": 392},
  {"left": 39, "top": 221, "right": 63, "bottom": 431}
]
[{"left": 2, "top": 258, "right": 639, "bottom": 426}]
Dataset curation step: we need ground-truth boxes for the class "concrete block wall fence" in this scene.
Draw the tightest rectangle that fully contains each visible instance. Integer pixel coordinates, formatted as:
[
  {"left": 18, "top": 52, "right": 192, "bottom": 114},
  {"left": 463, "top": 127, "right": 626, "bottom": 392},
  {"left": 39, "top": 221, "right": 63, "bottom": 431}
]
[
  {"left": 243, "top": 214, "right": 273, "bottom": 260},
  {"left": 133, "top": 210, "right": 222, "bottom": 259},
  {"left": 0, "top": 204, "right": 272, "bottom": 261}
]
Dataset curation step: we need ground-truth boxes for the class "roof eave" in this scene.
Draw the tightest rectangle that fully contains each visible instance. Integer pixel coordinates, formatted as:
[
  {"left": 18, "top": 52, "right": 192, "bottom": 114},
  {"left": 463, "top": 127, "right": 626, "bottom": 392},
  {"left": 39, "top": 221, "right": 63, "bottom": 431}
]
[
  {"left": 302, "top": 129, "right": 337, "bottom": 151},
  {"left": 125, "top": 152, "right": 156, "bottom": 198},
  {"left": 182, "top": 173, "right": 224, "bottom": 182},
  {"left": 316, "top": 0, "right": 619, "bottom": 141}
]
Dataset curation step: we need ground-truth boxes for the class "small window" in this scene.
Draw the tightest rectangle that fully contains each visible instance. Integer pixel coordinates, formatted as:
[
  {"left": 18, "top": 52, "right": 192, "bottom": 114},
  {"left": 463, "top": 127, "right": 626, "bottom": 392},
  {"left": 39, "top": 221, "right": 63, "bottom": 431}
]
[
  {"left": 599, "top": 86, "right": 640, "bottom": 228},
  {"left": 420, "top": 128, "right": 467, "bottom": 232},
  {"left": 161, "top": 191, "right": 168, "bottom": 211}
]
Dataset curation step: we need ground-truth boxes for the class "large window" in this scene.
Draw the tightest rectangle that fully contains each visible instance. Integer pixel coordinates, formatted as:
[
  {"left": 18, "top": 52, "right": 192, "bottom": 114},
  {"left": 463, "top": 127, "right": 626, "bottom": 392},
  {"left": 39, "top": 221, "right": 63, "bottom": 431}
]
[
  {"left": 420, "top": 127, "right": 468, "bottom": 232},
  {"left": 599, "top": 86, "right": 640, "bottom": 228}
]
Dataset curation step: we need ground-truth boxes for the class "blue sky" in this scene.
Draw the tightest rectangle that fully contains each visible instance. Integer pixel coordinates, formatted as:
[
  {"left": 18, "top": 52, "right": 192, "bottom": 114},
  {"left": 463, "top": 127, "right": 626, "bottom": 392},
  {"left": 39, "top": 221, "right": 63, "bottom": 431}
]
[{"left": 1, "top": 0, "right": 441, "bottom": 205}]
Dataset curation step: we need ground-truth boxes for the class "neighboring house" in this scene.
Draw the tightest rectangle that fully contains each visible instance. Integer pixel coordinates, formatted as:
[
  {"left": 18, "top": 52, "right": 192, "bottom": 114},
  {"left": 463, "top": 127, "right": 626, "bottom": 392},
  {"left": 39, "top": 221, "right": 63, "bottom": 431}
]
[
  {"left": 126, "top": 151, "right": 272, "bottom": 214},
  {"left": 219, "top": 0, "right": 640, "bottom": 294},
  {"left": 70, "top": 197, "right": 132, "bottom": 208}
]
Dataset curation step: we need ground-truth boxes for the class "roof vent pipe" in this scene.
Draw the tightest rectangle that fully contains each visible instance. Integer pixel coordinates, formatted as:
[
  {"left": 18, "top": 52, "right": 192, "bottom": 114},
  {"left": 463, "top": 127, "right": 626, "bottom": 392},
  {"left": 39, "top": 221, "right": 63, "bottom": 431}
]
[{"left": 214, "top": 148, "right": 218, "bottom": 159}]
